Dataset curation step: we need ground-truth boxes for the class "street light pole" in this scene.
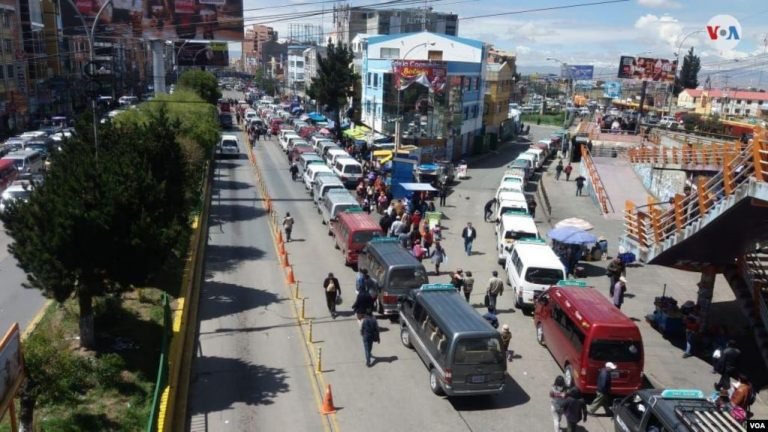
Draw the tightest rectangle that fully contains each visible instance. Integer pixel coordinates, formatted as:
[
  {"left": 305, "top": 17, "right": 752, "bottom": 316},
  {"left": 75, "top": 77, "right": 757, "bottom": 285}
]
[{"left": 64, "top": 0, "right": 113, "bottom": 159}]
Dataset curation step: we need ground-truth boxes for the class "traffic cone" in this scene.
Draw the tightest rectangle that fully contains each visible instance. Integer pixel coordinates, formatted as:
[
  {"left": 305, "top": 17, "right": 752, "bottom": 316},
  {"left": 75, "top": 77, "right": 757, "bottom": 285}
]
[
  {"left": 276, "top": 230, "right": 283, "bottom": 244},
  {"left": 277, "top": 240, "right": 285, "bottom": 257},
  {"left": 286, "top": 266, "right": 296, "bottom": 284},
  {"left": 282, "top": 251, "right": 290, "bottom": 267},
  {"left": 320, "top": 385, "right": 336, "bottom": 415}
]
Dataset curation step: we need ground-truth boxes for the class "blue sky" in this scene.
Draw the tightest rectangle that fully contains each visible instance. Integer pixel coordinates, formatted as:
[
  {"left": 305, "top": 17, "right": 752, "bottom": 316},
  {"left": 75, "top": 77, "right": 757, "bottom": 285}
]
[{"left": 244, "top": 0, "right": 768, "bottom": 86}]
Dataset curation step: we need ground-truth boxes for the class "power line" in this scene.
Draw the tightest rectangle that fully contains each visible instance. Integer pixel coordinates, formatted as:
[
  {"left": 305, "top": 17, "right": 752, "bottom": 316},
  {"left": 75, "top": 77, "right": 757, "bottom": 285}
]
[{"left": 459, "top": 0, "right": 630, "bottom": 21}]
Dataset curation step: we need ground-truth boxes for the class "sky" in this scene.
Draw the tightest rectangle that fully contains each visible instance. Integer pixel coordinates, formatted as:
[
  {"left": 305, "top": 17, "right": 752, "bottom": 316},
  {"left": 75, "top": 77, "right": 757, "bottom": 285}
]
[{"left": 241, "top": 0, "right": 768, "bottom": 87}]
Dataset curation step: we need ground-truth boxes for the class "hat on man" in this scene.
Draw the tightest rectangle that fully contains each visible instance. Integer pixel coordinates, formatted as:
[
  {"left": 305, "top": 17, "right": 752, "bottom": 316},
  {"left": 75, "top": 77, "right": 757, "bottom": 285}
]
[
  {"left": 619, "top": 276, "right": 627, "bottom": 283},
  {"left": 502, "top": 324, "right": 510, "bottom": 331},
  {"left": 605, "top": 362, "right": 617, "bottom": 370}
]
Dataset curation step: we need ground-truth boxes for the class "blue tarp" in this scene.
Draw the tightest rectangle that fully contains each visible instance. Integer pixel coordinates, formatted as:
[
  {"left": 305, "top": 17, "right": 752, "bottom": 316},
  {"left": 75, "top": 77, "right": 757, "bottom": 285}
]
[{"left": 308, "top": 113, "right": 327, "bottom": 122}]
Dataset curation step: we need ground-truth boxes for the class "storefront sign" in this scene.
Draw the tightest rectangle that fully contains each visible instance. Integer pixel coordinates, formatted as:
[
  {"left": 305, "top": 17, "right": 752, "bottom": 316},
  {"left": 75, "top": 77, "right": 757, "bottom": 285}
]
[{"left": 392, "top": 60, "right": 447, "bottom": 94}]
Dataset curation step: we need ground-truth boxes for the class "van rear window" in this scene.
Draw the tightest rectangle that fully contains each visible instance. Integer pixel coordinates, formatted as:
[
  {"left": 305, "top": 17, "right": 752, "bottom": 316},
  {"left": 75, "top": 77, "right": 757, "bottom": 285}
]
[
  {"left": 454, "top": 338, "right": 503, "bottom": 365},
  {"left": 525, "top": 267, "right": 563, "bottom": 285},
  {"left": 352, "top": 230, "right": 379, "bottom": 244},
  {"left": 589, "top": 340, "right": 642, "bottom": 363},
  {"left": 389, "top": 268, "right": 428, "bottom": 290},
  {"left": 343, "top": 164, "right": 362, "bottom": 174}
]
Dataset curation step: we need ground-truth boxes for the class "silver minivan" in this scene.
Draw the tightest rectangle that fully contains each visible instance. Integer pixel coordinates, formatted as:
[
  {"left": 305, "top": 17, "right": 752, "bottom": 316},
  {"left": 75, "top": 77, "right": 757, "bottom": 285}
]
[
  {"left": 320, "top": 189, "right": 360, "bottom": 228},
  {"left": 399, "top": 284, "right": 507, "bottom": 397},
  {"left": 312, "top": 176, "right": 345, "bottom": 207}
]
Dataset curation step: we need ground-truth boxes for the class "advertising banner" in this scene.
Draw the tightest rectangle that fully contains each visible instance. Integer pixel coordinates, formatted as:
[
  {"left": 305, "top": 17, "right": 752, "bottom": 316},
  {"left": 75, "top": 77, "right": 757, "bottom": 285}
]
[
  {"left": 603, "top": 81, "right": 622, "bottom": 98},
  {"left": 61, "top": 0, "right": 243, "bottom": 41},
  {"left": 617, "top": 56, "right": 677, "bottom": 82},
  {"left": 392, "top": 60, "right": 447, "bottom": 94},
  {"left": 563, "top": 65, "right": 594, "bottom": 80},
  {"left": 0, "top": 324, "right": 24, "bottom": 421},
  {"left": 176, "top": 41, "right": 229, "bottom": 66}
]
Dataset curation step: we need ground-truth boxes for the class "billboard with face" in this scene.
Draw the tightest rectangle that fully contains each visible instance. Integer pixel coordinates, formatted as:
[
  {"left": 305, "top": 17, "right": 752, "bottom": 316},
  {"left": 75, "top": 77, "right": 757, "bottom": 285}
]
[
  {"left": 61, "top": 0, "right": 243, "bottom": 41},
  {"left": 392, "top": 60, "right": 447, "bottom": 94},
  {"left": 617, "top": 56, "right": 677, "bottom": 82}
]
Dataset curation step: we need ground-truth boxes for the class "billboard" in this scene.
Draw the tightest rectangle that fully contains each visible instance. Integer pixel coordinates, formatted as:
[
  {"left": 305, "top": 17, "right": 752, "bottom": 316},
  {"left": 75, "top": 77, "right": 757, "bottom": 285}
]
[
  {"left": 562, "top": 65, "right": 594, "bottom": 80},
  {"left": 0, "top": 324, "right": 24, "bottom": 421},
  {"left": 176, "top": 42, "right": 229, "bottom": 66},
  {"left": 603, "top": 81, "right": 622, "bottom": 99},
  {"left": 61, "top": 0, "right": 243, "bottom": 41},
  {"left": 392, "top": 60, "right": 447, "bottom": 94},
  {"left": 617, "top": 56, "right": 677, "bottom": 82}
]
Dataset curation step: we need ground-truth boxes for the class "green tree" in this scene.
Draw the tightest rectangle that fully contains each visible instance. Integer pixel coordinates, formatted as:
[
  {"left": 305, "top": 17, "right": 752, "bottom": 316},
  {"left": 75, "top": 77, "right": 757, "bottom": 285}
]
[
  {"left": 306, "top": 41, "right": 359, "bottom": 136},
  {"left": 1, "top": 109, "right": 191, "bottom": 349},
  {"left": 674, "top": 47, "right": 701, "bottom": 96},
  {"left": 178, "top": 69, "right": 221, "bottom": 105},
  {"left": 254, "top": 69, "right": 277, "bottom": 96}
]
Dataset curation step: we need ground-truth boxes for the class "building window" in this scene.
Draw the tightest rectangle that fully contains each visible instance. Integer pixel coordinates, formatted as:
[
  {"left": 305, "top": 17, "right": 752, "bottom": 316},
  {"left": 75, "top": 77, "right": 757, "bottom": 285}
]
[
  {"left": 427, "top": 50, "right": 443, "bottom": 61},
  {"left": 380, "top": 47, "right": 400, "bottom": 59},
  {"left": 746, "top": 109, "right": 751, "bottom": 115},
  {"left": 2, "top": 12, "right": 8, "bottom": 28},
  {"left": 463, "top": 106, "right": 469, "bottom": 120},
  {"left": 475, "top": 78, "right": 480, "bottom": 91},
  {"left": 3, "top": 39, "right": 10, "bottom": 54},
  {"left": 367, "top": 73, "right": 371, "bottom": 86},
  {"left": 373, "top": 73, "right": 378, "bottom": 87},
  {"left": 0, "top": 66, "right": 4, "bottom": 79},
  {"left": 7, "top": 64, "right": 12, "bottom": 79},
  {"left": 296, "top": 61, "right": 304, "bottom": 68},
  {"left": 472, "top": 105, "right": 478, "bottom": 118},
  {"left": 464, "top": 77, "right": 470, "bottom": 91}
]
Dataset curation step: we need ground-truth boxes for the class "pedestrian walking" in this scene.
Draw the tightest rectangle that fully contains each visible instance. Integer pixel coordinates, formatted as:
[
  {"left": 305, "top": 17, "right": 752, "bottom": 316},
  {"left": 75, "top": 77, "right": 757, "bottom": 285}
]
[
  {"left": 451, "top": 269, "right": 465, "bottom": 291},
  {"left": 411, "top": 241, "right": 426, "bottom": 262},
  {"left": 563, "top": 387, "right": 588, "bottom": 431},
  {"left": 527, "top": 197, "right": 537, "bottom": 219},
  {"left": 438, "top": 185, "right": 448, "bottom": 206},
  {"left": 389, "top": 215, "right": 404, "bottom": 237},
  {"left": 606, "top": 257, "right": 626, "bottom": 295},
  {"left": 462, "top": 271, "right": 474, "bottom": 302},
  {"left": 461, "top": 222, "right": 477, "bottom": 256},
  {"left": 715, "top": 340, "right": 741, "bottom": 390},
  {"left": 549, "top": 375, "right": 568, "bottom": 432},
  {"left": 289, "top": 162, "right": 299, "bottom": 181},
  {"left": 484, "top": 198, "right": 497, "bottom": 222},
  {"left": 588, "top": 362, "right": 616, "bottom": 415},
  {"left": 575, "top": 175, "right": 586, "bottom": 196},
  {"left": 323, "top": 272, "right": 341, "bottom": 318},
  {"left": 555, "top": 160, "right": 564, "bottom": 180},
  {"left": 500, "top": 324, "right": 512, "bottom": 361},
  {"left": 482, "top": 306, "right": 499, "bottom": 328},
  {"left": 486, "top": 270, "right": 504, "bottom": 310},
  {"left": 282, "top": 212, "right": 294, "bottom": 242},
  {"left": 683, "top": 314, "right": 699, "bottom": 358},
  {"left": 430, "top": 241, "right": 447, "bottom": 275},
  {"left": 352, "top": 287, "right": 375, "bottom": 320},
  {"left": 612, "top": 276, "right": 627, "bottom": 309},
  {"left": 564, "top": 163, "right": 573, "bottom": 181},
  {"left": 360, "top": 313, "right": 380, "bottom": 367}
]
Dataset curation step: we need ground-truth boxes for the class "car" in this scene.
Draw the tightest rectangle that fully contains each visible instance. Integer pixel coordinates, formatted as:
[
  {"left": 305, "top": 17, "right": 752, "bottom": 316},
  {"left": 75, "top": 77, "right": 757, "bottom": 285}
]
[
  {"left": 218, "top": 134, "right": 240, "bottom": 159},
  {"left": 118, "top": 96, "right": 139, "bottom": 106},
  {"left": 0, "top": 180, "right": 35, "bottom": 212},
  {"left": 658, "top": 116, "right": 679, "bottom": 128},
  {"left": 219, "top": 113, "right": 234, "bottom": 129}
]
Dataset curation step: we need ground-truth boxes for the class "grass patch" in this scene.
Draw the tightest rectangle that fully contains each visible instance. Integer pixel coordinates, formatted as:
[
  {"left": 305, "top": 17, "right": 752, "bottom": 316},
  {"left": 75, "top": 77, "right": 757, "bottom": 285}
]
[
  {"left": 521, "top": 112, "right": 567, "bottom": 126},
  {"left": 0, "top": 288, "right": 168, "bottom": 432}
]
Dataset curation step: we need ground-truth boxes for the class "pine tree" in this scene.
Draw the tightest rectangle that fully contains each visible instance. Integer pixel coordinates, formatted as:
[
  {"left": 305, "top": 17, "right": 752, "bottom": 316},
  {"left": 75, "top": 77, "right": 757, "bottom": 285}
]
[
  {"left": 674, "top": 47, "right": 701, "bottom": 96},
  {"left": 306, "top": 41, "right": 359, "bottom": 136}
]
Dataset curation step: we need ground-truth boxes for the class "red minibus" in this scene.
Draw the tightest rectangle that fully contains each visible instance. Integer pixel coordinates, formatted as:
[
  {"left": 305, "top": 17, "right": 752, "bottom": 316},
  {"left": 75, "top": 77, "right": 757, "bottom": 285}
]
[
  {"left": 533, "top": 280, "right": 644, "bottom": 395},
  {"left": 270, "top": 118, "right": 284, "bottom": 135},
  {"left": 0, "top": 159, "right": 18, "bottom": 193},
  {"left": 330, "top": 210, "right": 383, "bottom": 266}
]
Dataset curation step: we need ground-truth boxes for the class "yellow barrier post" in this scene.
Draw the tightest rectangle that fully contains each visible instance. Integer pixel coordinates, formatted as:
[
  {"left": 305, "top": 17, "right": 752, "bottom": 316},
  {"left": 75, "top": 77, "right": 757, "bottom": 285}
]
[
  {"left": 315, "top": 347, "right": 322, "bottom": 374},
  {"left": 294, "top": 281, "right": 300, "bottom": 300},
  {"left": 308, "top": 319, "right": 313, "bottom": 343},
  {"left": 300, "top": 297, "right": 306, "bottom": 321}
]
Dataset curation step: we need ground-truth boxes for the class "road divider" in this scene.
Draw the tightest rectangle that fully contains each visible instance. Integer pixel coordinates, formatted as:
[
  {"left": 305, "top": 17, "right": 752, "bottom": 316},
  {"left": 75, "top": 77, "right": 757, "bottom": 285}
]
[
  {"left": 307, "top": 320, "right": 313, "bottom": 343},
  {"left": 300, "top": 297, "right": 307, "bottom": 321},
  {"left": 315, "top": 347, "right": 323, "bottom": 374},
  {"left": 286, "top": 265, "right": 296, "bottom": 284}
]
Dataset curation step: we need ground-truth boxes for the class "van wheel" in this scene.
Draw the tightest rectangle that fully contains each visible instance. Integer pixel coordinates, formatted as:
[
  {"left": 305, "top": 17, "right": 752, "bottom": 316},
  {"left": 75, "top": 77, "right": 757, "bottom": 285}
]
[
  {"left": 321, "top": 219, "right": 326, "bottom": 225},
  {"left": 536, "top": 322, "right": 545, "bottom": 346},
  {"left": 514, "top": 294, "right": 522, "bottom": 309},
  {"left": 564, "top": 365, "right": 574, "bottom": 388},
  {"left": 429, "top": 368, "right": 445, "bottom": 396},
  {"left": 377, "top": 299, "right": 384, "bottom": 315},
  {"left": 400, "top": 328, "right": 413, "bottom": 348},
  {"left": 334, "top": 243, "right": 340, "bottom": 250}
]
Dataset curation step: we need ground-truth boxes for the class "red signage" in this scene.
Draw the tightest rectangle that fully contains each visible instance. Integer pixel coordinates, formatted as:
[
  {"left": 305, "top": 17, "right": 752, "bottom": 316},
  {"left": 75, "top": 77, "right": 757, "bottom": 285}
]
[
  {"left": 617, "top": 56, "right": 677, "bottom": 82},
  {"left": 392, "top": 60, "right": 447, "bottom": 94}
]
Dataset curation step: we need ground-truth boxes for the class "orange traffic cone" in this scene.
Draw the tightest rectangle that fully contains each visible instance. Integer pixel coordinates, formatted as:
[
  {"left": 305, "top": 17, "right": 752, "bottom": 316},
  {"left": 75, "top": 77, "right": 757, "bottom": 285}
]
[
  {"left": 277, "top": 241, "right": 285, "bottom": 257},
  {"left": 282, "top": 251, "right": 290, "bottom": 267},
  {"left": 320, "top": 385, "right": 336, "bottom": 415},
  {"left": 276, "top": 230, "right": 283, "bottom": 244},
  {"left": 286, "top": 266, "right": 296, "bottom": 284}
]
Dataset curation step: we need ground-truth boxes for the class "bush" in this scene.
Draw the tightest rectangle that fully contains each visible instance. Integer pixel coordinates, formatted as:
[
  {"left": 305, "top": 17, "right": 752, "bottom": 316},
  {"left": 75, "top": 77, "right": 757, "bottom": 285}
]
[{"left": 95, "top": 353, "right": 126, "bottom": 388}]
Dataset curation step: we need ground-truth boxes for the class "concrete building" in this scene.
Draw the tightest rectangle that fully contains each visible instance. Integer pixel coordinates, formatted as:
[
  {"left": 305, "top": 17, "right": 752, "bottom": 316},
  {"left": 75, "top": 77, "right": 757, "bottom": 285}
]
[
  {"left": 243, "top": 25, "right": 277, "bottom": 72},
  {"left": 677, "top": 88, "right": 768, "bottom": 119},
  {"left": 361, "top": 31, "right": 486, "bottom": 161},
  {"left": 0, "top": 0, "right": 27, "bottom": 132},
  {"left": 303, "top": 45, "right": 326, "bottom": 84},
  {"left": 286, "top": 45, "right": 307, "bottom": 93},
  {"left": 332, "top": 4, "right": 458, "bottom": 46},
  {"left": 350, "top": 33, "right": 372, "bottom": 75},
  {"left": 483, "top": 61, "right": 514, "bottom": 135}
]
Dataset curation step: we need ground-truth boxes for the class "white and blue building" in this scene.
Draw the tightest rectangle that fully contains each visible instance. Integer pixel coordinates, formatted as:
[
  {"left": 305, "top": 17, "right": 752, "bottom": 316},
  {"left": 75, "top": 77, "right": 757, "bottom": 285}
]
[{"left": 360, "top": 31, "right": 486, "bottom": 161}]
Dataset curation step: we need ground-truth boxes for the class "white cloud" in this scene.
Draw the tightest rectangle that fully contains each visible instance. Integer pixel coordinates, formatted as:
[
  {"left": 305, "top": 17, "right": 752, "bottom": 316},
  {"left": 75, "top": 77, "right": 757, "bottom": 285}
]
[
  {"left": 633, "top": 14, "right": 684, "bottom": 48},
  {"left": 515, "top": 45, "right": 532, "bottom": 55},
  {"left": 637, "top": 0, "right": 682, "bottom": 9}
]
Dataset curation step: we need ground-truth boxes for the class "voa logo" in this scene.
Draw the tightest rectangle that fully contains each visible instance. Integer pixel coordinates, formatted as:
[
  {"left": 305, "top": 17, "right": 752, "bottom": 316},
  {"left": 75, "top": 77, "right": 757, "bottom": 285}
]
[{"left": 706, "top": 14, "right": 741, "bottom": 51}]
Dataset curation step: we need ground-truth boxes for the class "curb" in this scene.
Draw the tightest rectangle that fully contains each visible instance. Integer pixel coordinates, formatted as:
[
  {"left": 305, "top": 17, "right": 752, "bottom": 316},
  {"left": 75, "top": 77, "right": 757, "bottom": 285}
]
[{"left": 20, "top": 300, "right": 53, "bottom": 341}]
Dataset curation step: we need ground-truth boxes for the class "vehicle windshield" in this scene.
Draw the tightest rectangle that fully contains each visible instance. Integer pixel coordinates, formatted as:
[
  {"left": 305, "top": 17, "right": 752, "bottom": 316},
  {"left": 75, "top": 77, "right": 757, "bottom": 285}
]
[
  {"left": 453, "top": 337, "right": 504, "bottom": 365},
  {"left": 352, "top": 230, "right": 380, "bottom": 244},
  {"left": 589, "top": 340, "right": 642, "bottom": 363},
  {"left": 525, "top": 267, "right": 564, "bottom": 285},
  {"left": 4, "top": 190, "right": 31, "bottom": 201},
  {"left": 11, "top": 160, "right": 24, "bottom": 169},
  {"left": 388, "top": 267, "right": 428, "bottom": 291},
  {"left": 500, "top": 205, "right": 526, "bottom": 215},
  {"left": 221, "top": 140, "right": 238, "bottom": 147},
  {"left": 344, "top": 165, "right": 362, "bottom": 174},
  {"left": 504, "top": 230, "right": 537, "bottom": 240}
]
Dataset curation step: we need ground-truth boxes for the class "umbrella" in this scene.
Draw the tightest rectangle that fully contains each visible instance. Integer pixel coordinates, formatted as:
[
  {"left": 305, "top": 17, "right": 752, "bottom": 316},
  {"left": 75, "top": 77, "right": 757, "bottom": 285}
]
[
  {"left": 548, "top": 226, "right": 598, "bottom": 245},
  {"left": 555, "top": 217, "right": 594, "bottom": 231}
]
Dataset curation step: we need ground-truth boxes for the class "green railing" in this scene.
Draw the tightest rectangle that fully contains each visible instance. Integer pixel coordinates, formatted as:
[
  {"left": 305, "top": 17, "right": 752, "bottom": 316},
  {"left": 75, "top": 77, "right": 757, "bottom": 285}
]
[{"left": 146, "top": 293, "right": 171, "bottom": 432}]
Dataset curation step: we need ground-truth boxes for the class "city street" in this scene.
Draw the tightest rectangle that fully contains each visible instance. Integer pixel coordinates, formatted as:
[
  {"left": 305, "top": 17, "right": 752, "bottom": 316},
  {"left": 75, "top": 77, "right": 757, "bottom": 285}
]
[
  {"left": 187, "top": 102, "right": 617, "bottom": 431},
  {"left": 0, "top": 225, "right": 48, "bottom": 334}
]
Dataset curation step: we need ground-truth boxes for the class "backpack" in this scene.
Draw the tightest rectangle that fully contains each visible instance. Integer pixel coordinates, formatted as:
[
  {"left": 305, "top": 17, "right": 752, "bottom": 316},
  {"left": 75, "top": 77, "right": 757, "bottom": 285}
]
[{"left": 326, "top": 280, "right": 336, "bottom": 293}]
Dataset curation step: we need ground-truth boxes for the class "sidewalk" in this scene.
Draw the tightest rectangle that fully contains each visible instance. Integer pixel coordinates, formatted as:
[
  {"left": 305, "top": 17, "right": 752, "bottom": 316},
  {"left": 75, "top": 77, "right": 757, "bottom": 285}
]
[{"left": 539, "top": 161, "right": 768, "bottom": 417}]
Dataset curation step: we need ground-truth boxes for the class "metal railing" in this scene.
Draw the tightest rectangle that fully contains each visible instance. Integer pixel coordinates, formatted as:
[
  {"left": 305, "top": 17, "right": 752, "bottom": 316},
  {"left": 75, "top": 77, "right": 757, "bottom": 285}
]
[
  {"left": 744, "top": 252, "right": 768, "bottom": 331},
  {"left": 624, "top": 127, "right": 767, "bottom": 252},
  {"left": 580, "top": 145, "right": 614, "bottom": 214},
  {"left": 146, "top": 293, "right": 171, "bottom": 431},
  {"left": 628, "top": 142, "right": 744, "bottom": 166}
]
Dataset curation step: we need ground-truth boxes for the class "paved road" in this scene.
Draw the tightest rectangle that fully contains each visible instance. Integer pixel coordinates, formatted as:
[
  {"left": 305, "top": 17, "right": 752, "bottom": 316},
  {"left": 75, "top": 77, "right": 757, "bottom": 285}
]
[
  {"left": 187, "top": 123, "right": 326, "bottom": 432},
  {"left": 0, "top": 225, "right": 48, "bottom": 334},
  {"left": 242, "top": 123, "right": 616, "bottom": 431}
]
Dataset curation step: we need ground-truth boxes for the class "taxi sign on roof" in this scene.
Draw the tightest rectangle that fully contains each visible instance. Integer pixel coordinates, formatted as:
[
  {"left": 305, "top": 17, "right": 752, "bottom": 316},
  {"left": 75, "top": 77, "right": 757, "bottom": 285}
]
[
  {"left": 344, "top": 207, "right": 364, "bottom": 213},
  {"left": 660, "top": 389, "right": 704, "bottom": 400},
  {"left": 369, "top": 237, "right": 399, "bottom": 244},
  {"left": 517, "top": 238, "right": 546, "bottom": 245},
  {"left": 502, "top": 209, "right": 529, "bottom": 216},
  {"left": 557, "top": 280, "right": 588, "bottom": 287},
  {"left": 420, "top": 284, "right": 455, "bottom": 292}
]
